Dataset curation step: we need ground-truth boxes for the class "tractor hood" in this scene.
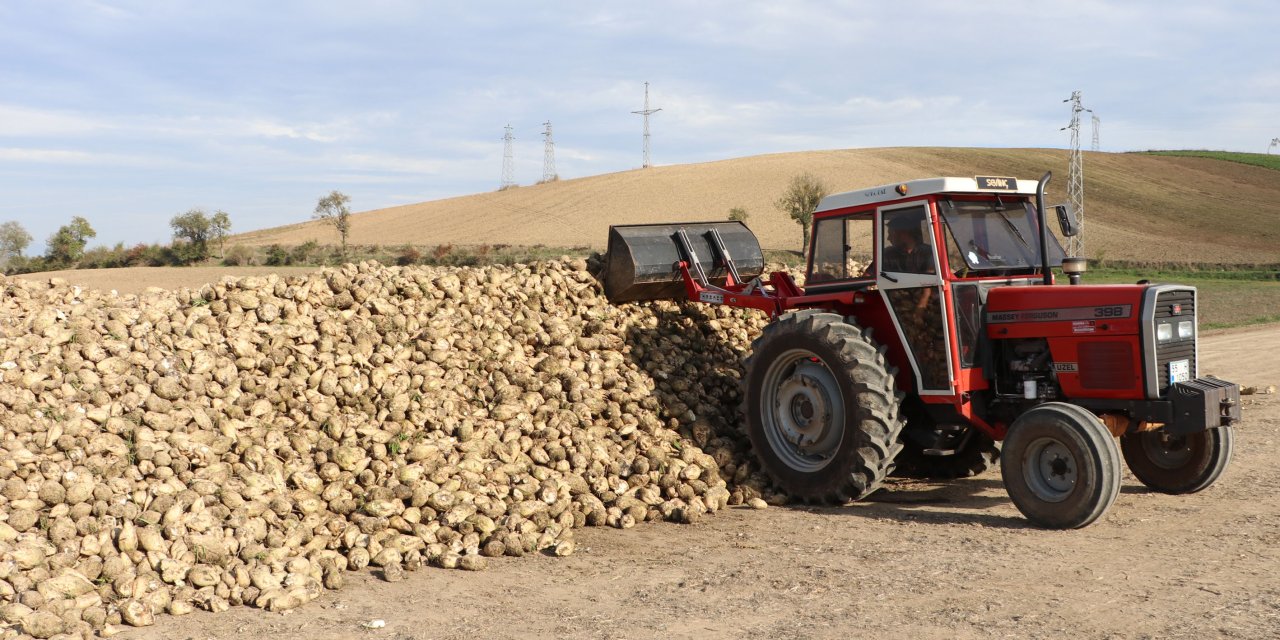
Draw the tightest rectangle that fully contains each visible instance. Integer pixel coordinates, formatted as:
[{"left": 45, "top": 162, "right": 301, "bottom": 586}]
[{"left": 985, "top": 284, "right": 1147, "bottom": 340}]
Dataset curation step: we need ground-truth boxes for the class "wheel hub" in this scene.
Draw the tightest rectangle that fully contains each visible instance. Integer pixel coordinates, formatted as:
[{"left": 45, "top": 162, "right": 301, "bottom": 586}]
[
  {"left": 1023, "top": 437, "right": 1078, "bottom": 503},
  {"left": 793, "top": 395, "right": 815, "bottom": 422},
  {"left": 777, "top": 367, "right": 833, "bottom": 446},
  {"left": 761, "top": 351, "right": 846, "bottom": 472},
  {"left": 1141, "top": 431, "right": 1193, "bottom": 470}
]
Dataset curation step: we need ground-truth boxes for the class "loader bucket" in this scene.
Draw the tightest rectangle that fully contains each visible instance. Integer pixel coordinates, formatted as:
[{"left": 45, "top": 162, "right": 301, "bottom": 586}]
[{"left": 603, "top": 221, "right": 765, "bottom": 304}]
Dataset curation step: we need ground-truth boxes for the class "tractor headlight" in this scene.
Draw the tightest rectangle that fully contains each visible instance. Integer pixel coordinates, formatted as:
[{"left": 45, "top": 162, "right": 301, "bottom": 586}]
[
  {"left": 1177, "top": 320, "right": 1194, "bottom": 340},
  {"left": 1157, "top": 323, "right": 1174, "bottom": 343}
]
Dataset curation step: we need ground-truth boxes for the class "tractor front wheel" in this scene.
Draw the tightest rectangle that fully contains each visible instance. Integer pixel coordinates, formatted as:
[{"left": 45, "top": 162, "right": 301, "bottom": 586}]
[
  {"left": 1120, "top": 427, "right": 1232, "bottom": 494},
  {"left": 1001, "top": 403, "right": 1122, "bottom": 529},
  {"left": 743, "top": 311, "right": 904, "bottom": 503}
]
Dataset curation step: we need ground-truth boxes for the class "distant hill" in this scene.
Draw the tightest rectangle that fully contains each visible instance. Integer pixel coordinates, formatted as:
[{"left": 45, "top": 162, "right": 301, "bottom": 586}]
[{"left": 232, "top": 147, "right": 1280, "bottom": 264}]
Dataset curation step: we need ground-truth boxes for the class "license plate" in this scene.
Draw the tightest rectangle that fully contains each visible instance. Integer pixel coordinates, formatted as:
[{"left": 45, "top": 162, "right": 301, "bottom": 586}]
[{"left": 1169, "top": 359, "right": 1190, "bottom": 384}]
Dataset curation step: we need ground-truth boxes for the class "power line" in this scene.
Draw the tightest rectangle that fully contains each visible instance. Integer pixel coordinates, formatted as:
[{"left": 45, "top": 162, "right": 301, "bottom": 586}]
[
  {"left": 1091, "top": 114, "right": 1101, "bottom": 152},
  {"left": 1269, "top": 137, "right": 1280, "bottom": 155},
  {"left": 541, "top": 121, "right": 558, "bottom": 183},
  {"left": 1061, "top": 91, "right": 1092, "bottom": 257},
  {"left": 631, "top": 82, "right": 662, "bottom": 168},
  {"left": 500, "top": 124, "right": 515, "bottom": 190}
]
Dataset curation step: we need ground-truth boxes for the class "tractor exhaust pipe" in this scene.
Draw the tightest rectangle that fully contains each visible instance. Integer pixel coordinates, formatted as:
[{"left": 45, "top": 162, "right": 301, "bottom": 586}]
[{"left": 1036, "top": 171, "right": 1052, "bottom": 286}]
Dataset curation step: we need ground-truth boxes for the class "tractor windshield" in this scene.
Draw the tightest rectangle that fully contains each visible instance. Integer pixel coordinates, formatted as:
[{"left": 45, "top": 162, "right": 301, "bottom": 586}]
[{"left": 938, "top": 199, "right": 1065, "bottom": 272}]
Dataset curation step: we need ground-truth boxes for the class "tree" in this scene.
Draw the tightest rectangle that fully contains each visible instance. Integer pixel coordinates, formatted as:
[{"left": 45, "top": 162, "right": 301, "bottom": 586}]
[
  {"left": 170, "top": 209, "right": 212, "bottom": 264},
  {"left": 46, "top": 216, "right": 96, "bottom": 267},
  {"left": 210, "top": 210, "right": 232, "bottom": 258},
  {"left": 728, "top": 206, "right": 749, "bottom": 223},
  {"left": 0, "top": 221, "right": 32, "bottom": 267},
  {"left": 314, "top": 190, "right": 352, "bottom": 255},
  {"left": 775, "top": 173, "right": 829, "bottom": 255}
]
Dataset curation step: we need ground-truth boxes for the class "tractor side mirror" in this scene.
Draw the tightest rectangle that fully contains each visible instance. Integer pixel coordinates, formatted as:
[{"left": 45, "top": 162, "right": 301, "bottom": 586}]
[{"left": 1053, "top": 204, "right": 1079, "bottom": 237}]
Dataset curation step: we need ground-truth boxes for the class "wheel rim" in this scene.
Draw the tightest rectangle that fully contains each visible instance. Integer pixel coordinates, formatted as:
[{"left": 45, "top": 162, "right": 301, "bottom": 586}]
[
  {"left": 760, "top": 348, "right": 845, "bottom": 473},
  {"left": 1022, "top": 437, "right": 1078, "bottom": 503},
  {"left": 1138, "top": 431, "right": 1193, "bottom": 470}
]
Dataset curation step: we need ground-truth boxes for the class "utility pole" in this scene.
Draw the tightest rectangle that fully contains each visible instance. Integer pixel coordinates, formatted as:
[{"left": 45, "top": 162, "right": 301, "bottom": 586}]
[
  {"left": 1269, "top": 137, "right": 1280, "bottom": 155},
  {"left": 1061, "top": 91, "right": 1092, "bottom": 257},
  {"left": 1091, "top": 115, "right": 1101, "bottom": 152},
  {"left": 541, "top": 121, "right": 558, "bottom": 183},
  {"left": 631, "top": 82, "right": 662, "bottom": 168},
  {"left": 500, "top": 124, "right": 515, "bottom": 190}
]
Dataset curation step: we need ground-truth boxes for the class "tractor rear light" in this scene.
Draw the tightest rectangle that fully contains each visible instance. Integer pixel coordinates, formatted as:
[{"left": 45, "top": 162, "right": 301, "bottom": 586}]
[
  {"left": 1177, "top": 320, "right": 1194, "bottom": 340},
  {"left": 1157, "top": 323, "right": 1174, "bottom": 343}
]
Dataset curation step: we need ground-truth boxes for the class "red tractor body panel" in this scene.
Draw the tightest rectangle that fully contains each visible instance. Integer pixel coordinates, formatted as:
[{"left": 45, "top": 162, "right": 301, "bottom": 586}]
[{"left": 986, "top": 285, "right": 1148, "bottom": 400}]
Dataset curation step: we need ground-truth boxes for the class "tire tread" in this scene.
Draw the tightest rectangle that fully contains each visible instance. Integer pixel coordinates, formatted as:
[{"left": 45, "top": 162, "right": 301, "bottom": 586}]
[{"left": 743, "top": 310, "right": 905, "bottom": 503}]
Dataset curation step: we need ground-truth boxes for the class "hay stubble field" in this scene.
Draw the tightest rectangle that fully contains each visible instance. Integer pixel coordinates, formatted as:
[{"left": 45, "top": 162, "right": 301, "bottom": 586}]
[{"left": 232, "top": 147, "right": 1280, "bottom": 265}]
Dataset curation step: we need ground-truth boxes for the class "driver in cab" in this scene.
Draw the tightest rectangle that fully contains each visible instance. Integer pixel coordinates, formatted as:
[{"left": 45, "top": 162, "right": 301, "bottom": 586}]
[
  {"left": 882, "top": 214, "right": 936, "bottom": 322},
  {"left": 883, "top": 215, "right": 935, "bottom": 276}
]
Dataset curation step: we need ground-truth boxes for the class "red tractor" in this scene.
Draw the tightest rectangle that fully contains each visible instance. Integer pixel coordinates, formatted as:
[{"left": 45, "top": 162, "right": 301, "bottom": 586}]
[{"left": 604, "top": 173, "right": 1240, "bottom": 528}]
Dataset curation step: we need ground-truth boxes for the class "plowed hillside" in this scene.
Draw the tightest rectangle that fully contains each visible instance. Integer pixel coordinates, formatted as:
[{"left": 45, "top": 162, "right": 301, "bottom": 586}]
[{"left": 233, "top": 148, "right": 1280, "bottom": 263}]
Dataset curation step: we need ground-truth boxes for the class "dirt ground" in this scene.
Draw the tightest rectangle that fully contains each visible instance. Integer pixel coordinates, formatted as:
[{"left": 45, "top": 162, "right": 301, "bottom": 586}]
[{"left": 116, "top": 324, "right": 1280, "bottom": 640}]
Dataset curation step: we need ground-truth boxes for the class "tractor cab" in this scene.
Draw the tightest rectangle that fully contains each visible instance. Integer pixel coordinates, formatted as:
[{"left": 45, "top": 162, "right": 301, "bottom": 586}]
[
  {"left": 802, "top": 176, "right": 1070, "bottom": 400},
  {"left": 807, "top": 177, "right": 1064, "bottom": 287}
]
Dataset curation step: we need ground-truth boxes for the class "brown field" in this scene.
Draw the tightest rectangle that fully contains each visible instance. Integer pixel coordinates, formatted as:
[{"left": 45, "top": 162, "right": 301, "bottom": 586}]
[
  {"left": 117, "top": 325, "right": 1280, "bottom": 640},
  {"left": 231, "top": 147, "right": 1280, "bottom": 263}
]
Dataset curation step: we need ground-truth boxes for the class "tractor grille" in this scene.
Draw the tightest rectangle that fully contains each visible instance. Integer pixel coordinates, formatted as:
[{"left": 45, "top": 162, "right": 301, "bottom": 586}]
[
  {"left": 1079, "top": 341, "right": 1136, "bottom": 390},
  {"left": 1153, "top": 289, "right": 1197, "bottom": 396}
]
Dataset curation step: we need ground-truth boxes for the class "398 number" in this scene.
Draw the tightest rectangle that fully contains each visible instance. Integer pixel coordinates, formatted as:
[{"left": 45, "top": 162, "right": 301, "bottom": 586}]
[{"left": 1094, "top": 306, "right": 1125, "bottom": 318}]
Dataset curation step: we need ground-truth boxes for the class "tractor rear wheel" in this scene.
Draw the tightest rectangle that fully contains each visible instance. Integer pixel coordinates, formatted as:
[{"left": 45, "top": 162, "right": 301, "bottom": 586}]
[
  {"left": 743, "top": 311, "right": 904, "bottom": 503},
  {"left": 1000, "top": 403, "right": 1121, "bottom": 529},
  {"left": 1120, "top": 427, "right": 1232, "bottom": 494}
]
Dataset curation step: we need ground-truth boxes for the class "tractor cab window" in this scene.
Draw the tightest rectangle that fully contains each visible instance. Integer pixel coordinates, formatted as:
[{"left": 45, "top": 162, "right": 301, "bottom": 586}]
[
  {"left": 880, "top": 206, "right": 936, "bottom": 276},
  {"left": 807, "top": 215, "right": 874, "bottom": 285},
  {"left": 944, "top": 229, "right": 970, "bottom": 277},
  {"left": 938, "top": 199, "right": 1065, "bottom": 273}
]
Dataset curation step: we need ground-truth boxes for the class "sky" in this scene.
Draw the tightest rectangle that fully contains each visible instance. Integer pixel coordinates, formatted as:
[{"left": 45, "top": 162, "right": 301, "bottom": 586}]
[{"left": 1, "top": 1, "right": 1276, "bottom": 252}]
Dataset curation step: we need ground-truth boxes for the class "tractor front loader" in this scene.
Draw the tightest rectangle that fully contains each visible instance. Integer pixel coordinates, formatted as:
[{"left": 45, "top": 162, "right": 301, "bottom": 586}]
[{"left": 602, "top": 173, "right": 1240, "bottom": 529}]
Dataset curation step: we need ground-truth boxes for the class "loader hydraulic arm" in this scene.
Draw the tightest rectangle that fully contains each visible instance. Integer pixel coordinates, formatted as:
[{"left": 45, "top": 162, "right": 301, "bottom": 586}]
[{"left": 675, "top": 260, "right": 801, "bottom": 317}]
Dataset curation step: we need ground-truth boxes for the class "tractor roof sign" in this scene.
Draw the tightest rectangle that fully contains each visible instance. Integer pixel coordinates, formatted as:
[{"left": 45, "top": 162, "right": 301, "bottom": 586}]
[{"left": 975, "top": 176, "right": 1018, "bottom": 190}]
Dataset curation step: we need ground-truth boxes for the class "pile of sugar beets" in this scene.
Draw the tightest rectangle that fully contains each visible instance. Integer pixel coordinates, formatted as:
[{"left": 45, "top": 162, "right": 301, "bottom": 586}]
[{"left": 0, "top": 257, "right": 792, "bottom": 638}]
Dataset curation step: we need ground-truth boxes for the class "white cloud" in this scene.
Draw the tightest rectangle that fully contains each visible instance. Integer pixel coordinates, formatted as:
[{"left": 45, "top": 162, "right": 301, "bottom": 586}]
[
  {"left": 0, "top": 147, "right": 159, "bottom": 166},
  {"left": 241, "top": 120, "right": 339, "bottom": 143},
  {"left": 0, "top": 103, "right": 354, "bottom": 145},
  {"left": 0, "top": 104, "right": 112, "bottom": 137},
  {"left": 0, "top": 148, "right": 96, "bottom": 163}
]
